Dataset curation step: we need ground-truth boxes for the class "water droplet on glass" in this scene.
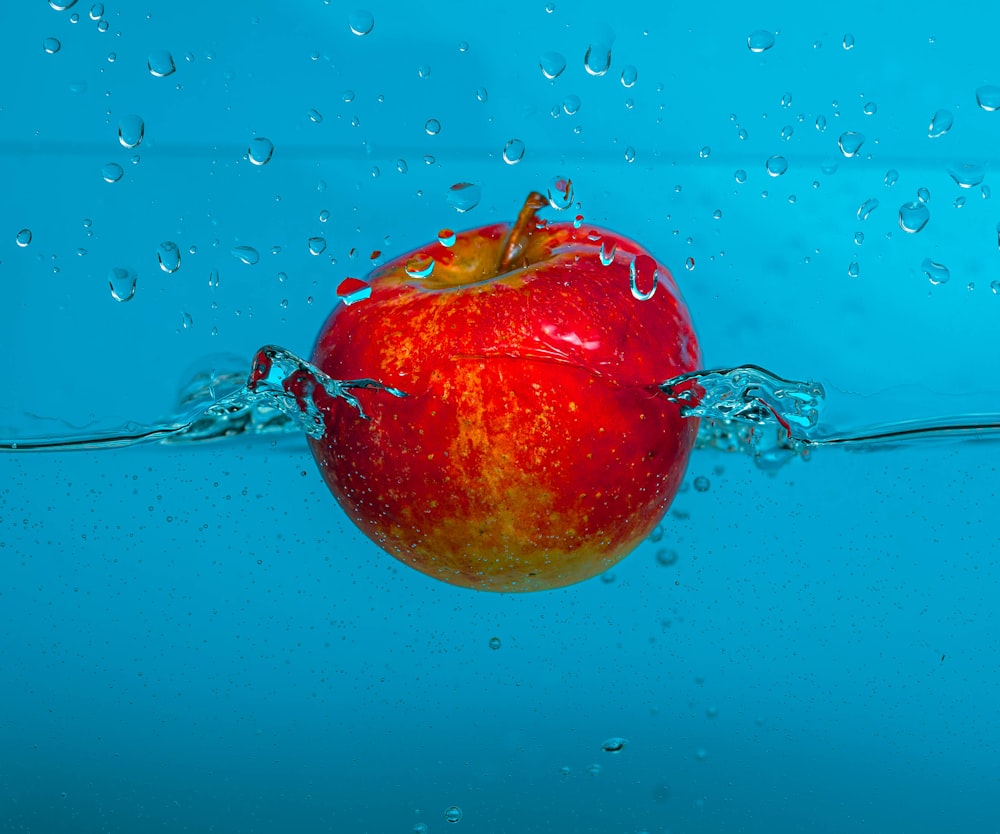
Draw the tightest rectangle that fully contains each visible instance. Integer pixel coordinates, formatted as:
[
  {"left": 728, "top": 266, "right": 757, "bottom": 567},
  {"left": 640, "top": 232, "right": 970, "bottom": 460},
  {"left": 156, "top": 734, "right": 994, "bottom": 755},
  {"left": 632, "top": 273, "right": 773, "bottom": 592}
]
[
  {"left": 928, "top": 109, "right": 953, "bottom": 138},
  {"left": 49, "top": 0, "right": 77, "bottom": 8},
  {"left": 476, "top": 87, "right": 488, "bottom": 102},
  {"left": 837, "top": 131, "right": 865, "bottom": 157},
  {"left": 854, "top": 231, "right": 865, "bottom": 245},
  {"left": 336, "top": 277, "right": 370, "bottom": 305},
  {"left": 488, "top": 636, "right": 501, "bottom": 650},
  {"left": 735, "top": 168, "right": 747, "bottom": 183},
  {"left": 976, "top": 85, "right": 1000, "bottom": 112},
  {"left": 43, "top": 37, "right": 62, "bottom": 54},
  {"left": 96, "top": 19, "right": 108, "bottom": 32},
  {"left": 413, "top": 825, "right": 428, "bottom": 834},
  {"left": 843, "top": 33, "right": 855, "bottom": 50},
  {"left": 583, "top": 42, "right": 612, "bottom": 76},
  {"left": 539, "top": 51, "right": 566, "bottom": 79},
  {"left": 90, "top": 3, "right": 103, "bottom": 20},
  {"left": 546, "top": 176, "right": 573, "bottom": 210},
  {"left": 599, "top": 240, "right": 617, "bottom": 266},
  {"left": 404, "top": 253, "right": 435, "bottom": 279},
  {"left": 780, "top": 125, "right": 794, "bottom": 140},
  {"left": 444, "top": 806, "right": 462, "bottom": 824},
  {"left": 780, "top": 92, "right": 792, "bottom": 107},
  {"left": 147, "top": 50, "right": 176, "bottom": 77},
  {"left": 101, "top": 162, "right": 123, "bottom": 183},
  {"left": 624, "top": 146, "right": 636, "bottom": 163},
  {"left": 15, "top": 229, "right": 32, "bottom": 247},
  {"left": 947, "top": 162, "right": 984, "bottom": 188},
  {"left": 424, "top": 118, "right": 441, "bottom": 136},
  {"left": 108, "top": 267, "right": 137, "bottom": 302},
  {"left": 747, "top": 30, "right": 775, "bottom": 53},
  {"left": 898, "top": 202, "right": 930, "bottom": 233},
  {"left": 863, "top": 101, "right": 877, "bottom": 115},
  {"left": 917, "top": 186, "right": 931, "bottom": 203},
  {"left": 307, "top": 108, "right": 323, "bottom": 123},
  {"left": 693, "top": 475, "right": 710, "bottom": 492},
  {"left": 207, "top": 269, "right": 220, "bottom": 289},
  {"left": 180, "top": 311, "right": 193, "bottom": 330},
  {"left": 502, "top": 139, "right": 525, "bottom": 164},
  {"left": 348, "top": 9, "right": 374, "bottom": 36},
  {"left": 982, "top": 185, "right": 991, "bottom": 199},
  {"left": 737, "top": 126, "right": 749, "bottom": 140},
  {"left": 991, "top": 279, "right": 1000, "bottom": 294},
  {"left": 765, "top": 155, "right": 788, "bottom": 177},
  {"left": 438, "top": 228, "right": 456, "bottom": 247},
  {"left": 117, "top": 114, "right": 144, "bottom": 148},
  {"left": 884, "top": 169, "right": 899, "bottom": 187},
  {"left": 417, "top": 63, "right": 431, "bottom": 79},
  {"left": 656, "top": 548, "right": 678, "bottom": 566},
  {"left": 601, "top": 737, "right": 628, "bottom": 754},
  {"left": 446, "top": 182, "right": 481, "bottom": 212},
  {"left": 396, "top": 158, "right": 408, "bottom": 174},
  {"left": 699, "top": 146, "right": 711, "bottom": 159},
  {"left": 847, "top": 259, "right": 860, "bottom": 278},
  {"left": 247, "top": 137, "right": 274, "bottom": 166},
  {"left": 815, "top": 114, "right": 827, "bottom": 132},
  {"left": 629, "top": 254, "right": 658, "bottom": 300},
  {"left": 855, "top": 198, "right": 879, "bottom": 221},
  {"left": 157, "top": 241, "right": 181, "bottom": 273},
  {"left": 620, "top": 64, "right": 638, "bottom": 88},
  {"left": 921, "top": 258, "right": 950, "bottom": 285},
  {"left": 307, "top": 237, "right": 327, "bottom": 256},
  {"left": 231, "top": 245, "right": 260, "bottom": 265},
  {"left": 562, "top": 94, "right": 581, "bottom": 115}
]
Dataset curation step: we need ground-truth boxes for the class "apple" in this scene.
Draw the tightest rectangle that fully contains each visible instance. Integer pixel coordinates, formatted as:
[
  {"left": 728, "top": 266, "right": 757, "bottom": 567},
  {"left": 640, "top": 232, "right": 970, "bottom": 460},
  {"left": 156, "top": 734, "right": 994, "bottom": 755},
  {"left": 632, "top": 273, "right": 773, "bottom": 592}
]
[{"left": 308, "top": 191, "right": 700, "bottom": 592}]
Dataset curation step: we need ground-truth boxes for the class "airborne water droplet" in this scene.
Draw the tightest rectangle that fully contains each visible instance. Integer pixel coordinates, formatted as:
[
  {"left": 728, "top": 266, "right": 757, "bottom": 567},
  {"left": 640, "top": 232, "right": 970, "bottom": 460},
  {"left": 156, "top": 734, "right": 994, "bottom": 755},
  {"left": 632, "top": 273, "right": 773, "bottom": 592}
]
[
  {"left": 117, "top": 114, "right": 144, "bottom": 148},
  {"left": 502, "top": 139, "right": 525, "bottom": 164},
  {"left": 837, "top": 131, "right": 865, "bottom": 157},
  {"left": 747, "top": 30, "right": 775, "bottom": 53},
  {"left": 108, "top": 266, "right": 137, "bottom": 302},
  {"left": 15, "top": 229, "right": 32, "bottom": 247},
  {"left": 976, "top": 85, "right": 1000, "bottom": 112},
  {"left": 231, "top": 245, "right": 260, "bottom": 265},
  {"left": 101, "top": 162, "right": 123, "bottom": 183},
  {"left": 946, "top": 162, "right": 984, "bottom": 188},
  {"left": 765, "top": 155, "right": 788, "bottom": 177},
  {"left": 898, "top": 201, "right": 930, "bottom": 233},
  {"left": 147, "top": 50, "right": 176, "bottom": 77},
  {"left": 43, "top": 37, "right": 62, "bottom": 54},
  {"left": 928, "top": 109, "right": 953, "bottom": 138},
  {"left": 157, "top": 241, "right": 181, "bottom": 273},
  {"left": 539, "top": 51, "right": 567, "bottom": 79},
  {"left": 348, "top": 9, "right": 374, "bottom": 36},
  {"left": 247, "top": 137, "right": 274, "bottom": 165},
  {"left": 446, "top": 182, "right": 481, "bottom": 212},
  {"left": 921, "top": 258, "right": 950, "bottom": 285}
]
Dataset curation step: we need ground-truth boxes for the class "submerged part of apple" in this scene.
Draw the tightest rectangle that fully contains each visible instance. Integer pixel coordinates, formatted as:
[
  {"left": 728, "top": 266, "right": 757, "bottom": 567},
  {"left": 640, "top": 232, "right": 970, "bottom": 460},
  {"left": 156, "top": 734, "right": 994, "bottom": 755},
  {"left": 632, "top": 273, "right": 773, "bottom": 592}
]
[{"left": 309, "top": 192, "right": 701, "bottom": 592}]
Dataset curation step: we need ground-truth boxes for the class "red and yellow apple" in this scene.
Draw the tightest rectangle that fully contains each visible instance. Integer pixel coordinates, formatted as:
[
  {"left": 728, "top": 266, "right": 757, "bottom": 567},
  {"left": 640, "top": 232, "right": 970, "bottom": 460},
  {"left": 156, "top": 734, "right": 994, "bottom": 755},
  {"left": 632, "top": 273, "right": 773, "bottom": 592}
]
[{"left": 308, "top": 191, "right": 700, "bottom": 592}]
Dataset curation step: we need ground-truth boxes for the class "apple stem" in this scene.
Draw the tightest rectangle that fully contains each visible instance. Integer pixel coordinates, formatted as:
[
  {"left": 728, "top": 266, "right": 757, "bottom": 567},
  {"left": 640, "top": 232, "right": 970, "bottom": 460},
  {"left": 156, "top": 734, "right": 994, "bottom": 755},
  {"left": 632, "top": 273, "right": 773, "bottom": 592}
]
[{"left": 497, "top": 191, "right": 549, "bottom": 274}]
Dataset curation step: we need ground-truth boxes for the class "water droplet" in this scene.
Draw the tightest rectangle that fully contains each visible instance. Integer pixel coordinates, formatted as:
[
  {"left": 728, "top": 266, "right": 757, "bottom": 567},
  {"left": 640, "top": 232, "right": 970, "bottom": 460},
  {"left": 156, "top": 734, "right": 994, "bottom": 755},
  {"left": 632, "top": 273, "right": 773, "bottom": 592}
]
[
  {"left": 108, "top": 266, "right": 136, "bottom": 302},
  {"left": 502, "top": 139, "right": 525, "bottom": 164},
  {"left": 396, "top": 158, "right": 408, "bottom": 174},
  {"left": 49, "top": 0, "right": 77, "bottom": 8},
  {"left": 15, "top": 229, "right": 32, "bottom": 247},
  {"left": 583, "top": 42, "right": 612, "bottom": 76},
  {"left": 117, "top": 114, "right": 144, "bottom": 148},
  {"left": 624, "top": 146, "right": 636, "bottom": 163},
  {"left": 747, "top": 30, "right": 775, "bottom": 53},
  {"left": 231, "top": 245, "right": 260, "bottom": 265},
  {"left": 737, "top": 126, "right": 749, "bottom": 140},
  {"left": 42, "top": 37, "right": 61, "bottom": 54},
  {"left": 601, "top": 737, "right": 628, "bottom": 754},
  {"left": 348, "top": 9, "right": 374, "bottom": 36},
  {"left": 991, "top": 279, "right": 1000, "bottom": 294},
  {"left": 928, "top": 109, "right": 953, "bottom": 138},
  {"left": 765, "top": 155, "right": 788, "bottom": 177},
  {"left": 837, "top": 131, "right": 865, "bottom": 157},
  {"left": 417, "top": 63, "right": 431, "bottom": 79},
  {"left": 629, "top": 254, "right": 658, "bottom": 300},
  {"left": 157, "top": 241, "right": 181, "bottom": 273},
  {"left": 884, "top": 168, "right": 899, "bottom": 187},
  {"left": 539, "top": 51, "right": 566, "bottom": 79},
  {"left": 848, "top": 259, "right": 860, "bottom": 278},
  {"left": 546, "top": 176, "right": 574, "bottom": 210},
  {"left": 863, "top": 101, "right": 877, "bottom": 115},
  {"left": 336, "top": 277, "right": 370, "bottom": 305},
  {"left": 815, "top": 114, "right": 827, "bottom": 132},
  {"left": 699, "top": 146, "right": 711, "bottom": 159},
  {"left": 307, "top": 237, "right": 327, "bottom": 256},
  {"left": 693, "top": 476, "right": 710, "bottom": 492},
  {"left": 843, "top": 33, "right": 855, "bottom": 50},
  {"left": 180, "top": 311, "right": 193, "bottom": 330},
  {"left": 684, "top": 256, "right": 695, "bottom": 271},
  {"left": 734, "top": 168, "right": 747, "bottom": 184},
  {"left": 413, "top": 825, "right": 428, "bottom": 834},
  {"left": 307, "top": 108, "right": 323, "bottom": 123},
  {"left": 562, "top": 94, "right": 581, "bottom": 115},
  {"left": 857, "top": 198, "right": 879, "bottom": 220},
  {"left": 780, "top": 92, "right": 792, "bottom": 108},
  {"left": 983, "top": 185, "right": 991, "bottom": 200},
  {"left": 917, "top": 186, "right": 931, "bottom": 203},
  {"left": 101, "top": 162, "right": 123, "bottom": 183},
  {"left": 656, "top": 548, "right": 678, "bottom": 566},
  {"left": 976, "top": 85, "right": 1000, "bottom": 112},
  {"left": 147, "top": 50, "right": 176, "bottom": 77},
  {"left": 488, "top": 636, "right": 501, "bottom": 650},
  {"left": 599, "top": 240, "right": 617, "bottom": 266},
  {"left": 424, "top": 118, "right": 441, "bottom": 136},
  {"left": 854, "top": 232, "right": 865, "bottom": 245},
  {"left": 921, "top": 258, "right": 950, "bottom": 285},
  {"left": 620, "top": 64, "right": 638, "bottom": 88},
  {"left": 898, "top": 202, "right": 930, "bottom": 233},
  {"left": 954, "top": 195, "right": 966, "bottom": 209},
  {"left": 780, "top": 125, "right": 794, "bottom": 140},
  {"left": 444, "top": 806, "right": 462, "bottom": 824},
  {"left": 90, "top": 3, "right": 103, "bottom": 20},
  {"left": 446, "top": 182, "right": 481, "bottom": 212},
  {"left": 712, "top": 209, "right": 723, "bottom": 220},
  {"left": 404, "top": 253, "right": 435, "bottom": 279},
  {"left": 207, "top": 269, "right": 220, "bottom": 289},
  {"left": 437, "top": 228, "right": 456, "bottom": 246},
  {"left": 947, "top": 162, "right": 984, "bottom": 188},
  {"left": 247, "top": 137, "right": 274, "bottom": 166}
]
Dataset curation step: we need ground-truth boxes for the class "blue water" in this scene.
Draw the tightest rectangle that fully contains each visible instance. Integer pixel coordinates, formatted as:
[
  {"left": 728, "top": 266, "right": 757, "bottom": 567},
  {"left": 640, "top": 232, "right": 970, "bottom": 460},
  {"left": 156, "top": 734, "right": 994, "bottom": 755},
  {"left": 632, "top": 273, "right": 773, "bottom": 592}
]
[{"left": 3, "top": 2, "right": 999, "bottom": 832}]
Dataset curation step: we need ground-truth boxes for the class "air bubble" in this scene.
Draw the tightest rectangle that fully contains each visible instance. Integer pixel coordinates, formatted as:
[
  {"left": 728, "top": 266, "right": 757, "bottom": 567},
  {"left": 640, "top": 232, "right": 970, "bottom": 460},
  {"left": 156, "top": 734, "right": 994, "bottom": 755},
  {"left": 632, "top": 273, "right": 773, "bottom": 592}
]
[
  {"left": 108, "top": 267, "right": 137, "bottom": 302},
  {"left": 307, "top": 237, "right": 327, "bottom": 256},
  {"left": 976, "top": 85, "right": 1000, "bottom": 112},
  {"left": 502, "top": 139, "right": 525, "bottom": 164},
  {"left": 424, "top": 118, "right": 441, "bottom": 136},
  {"left": 601, "top": 737, "right": 628, "bottom": 754},
  {"left": 837, "top": 131, "right": 865, "bottom": 157},
  {"left": 43, "top": 37, "right": 62, "bottom": 54},
  {"left": 488, "top": 636, "right": 501, "bottom": 650},
  {"left": 444, "top": 806, "right": 462, "bottom": 824},
  {"left": 101, "top": 162, "right": 124, "bottom": 183},
  {"left": 693, "top": 476, "right": 710, "bottom": 492},
  {"left": 404, "top": 254, "right": 435, "bottom": 279},
  {"left": 562, "top": 94, "right": 581, "bottom": 115},
  {"left": 921, "top": 258, "right": 950, "bottom": 285},
  {"left": 539, "top": 51, "right": 566, "bottom": 79},
  {"left": 15, "top": 229, "right": 32, "bottom": 247},
  {"left": 928, "top": 109, "right": 953, "bottom": 138},
  {"left": 546, "top": 176, "right": 573, "bottom": 210},
  {"left": 117, "top": 114, "right": 144, "bottom": 148},
  {"left": 446, "top": 182, "right": 481, "bottom": 212},
  {"left": 765, "top": 155, "right": 788, "bottom": 177},
  {"left": 747, "top": 30, "right": 775, "bottom": 53},
  {"left": 348, "top": 9, "right": 374, "bottom": 36},
  {"left": 655, "top": 548, "right": 678, "bottom": 566},
  {"left": 247, "top": 137, "right": 274, "bottom": 166},
  {"left": 157, "top": 241, "right": 181, "bottom": 273},
  {"left": 898, "top": 202, "right": 930, "bottom": 233},
  {"left": 629, "top": 254, "right": 658, "bottom": 300},
  {"left": 231, "top": 245, "right": 260, "bottom": 265},
  {"left": 620, "top": 64, "right": 638, "bottom": 88},
  {"left": 946, "top": 162, "right": 984, "bottom": 188},
  {"left": 147, "top": 50, "right": 176, "bottom": 77},
  {"left": 857, "top": 198, "right": 879, "bottom": 220}
]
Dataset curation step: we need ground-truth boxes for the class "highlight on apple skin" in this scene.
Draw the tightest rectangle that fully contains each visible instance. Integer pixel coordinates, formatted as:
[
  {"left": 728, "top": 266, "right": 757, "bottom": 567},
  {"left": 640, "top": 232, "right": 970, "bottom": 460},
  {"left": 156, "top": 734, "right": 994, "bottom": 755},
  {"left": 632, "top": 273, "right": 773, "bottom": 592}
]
[{"left": 308, "top": 191, "right": 701, "bottom": 592}]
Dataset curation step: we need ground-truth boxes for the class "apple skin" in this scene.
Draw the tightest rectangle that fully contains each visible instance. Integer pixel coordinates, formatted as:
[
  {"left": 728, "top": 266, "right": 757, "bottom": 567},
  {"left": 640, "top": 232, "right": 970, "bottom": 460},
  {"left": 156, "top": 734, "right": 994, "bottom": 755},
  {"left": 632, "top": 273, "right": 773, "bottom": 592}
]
[{"left": 308, "top": 195, "right": 700, "bottom": 592}]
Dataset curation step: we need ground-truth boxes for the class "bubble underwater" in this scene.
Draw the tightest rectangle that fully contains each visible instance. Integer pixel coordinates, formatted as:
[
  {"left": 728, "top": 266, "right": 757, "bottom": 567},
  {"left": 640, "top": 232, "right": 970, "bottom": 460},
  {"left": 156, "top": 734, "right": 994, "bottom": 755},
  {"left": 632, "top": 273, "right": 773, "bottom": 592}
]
[{"left": 3, "top": 2, "right": 1000, "bottom": 832}]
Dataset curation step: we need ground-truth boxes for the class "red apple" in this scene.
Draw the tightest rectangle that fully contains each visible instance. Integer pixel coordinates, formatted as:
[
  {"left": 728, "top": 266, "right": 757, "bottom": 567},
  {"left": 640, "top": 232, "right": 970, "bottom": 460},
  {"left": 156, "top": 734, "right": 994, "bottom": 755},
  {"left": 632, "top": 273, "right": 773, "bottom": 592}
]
[{"left": 308, "top": 191, "right": 700, "bottom": 592}]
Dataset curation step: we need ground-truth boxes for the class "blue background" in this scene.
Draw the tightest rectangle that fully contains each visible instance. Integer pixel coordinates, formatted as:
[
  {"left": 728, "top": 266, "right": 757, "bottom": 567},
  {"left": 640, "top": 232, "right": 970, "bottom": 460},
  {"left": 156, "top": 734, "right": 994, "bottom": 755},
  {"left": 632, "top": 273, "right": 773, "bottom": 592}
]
[{"left": 2, "top": 1, "right": 999, "bottom": 832}]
